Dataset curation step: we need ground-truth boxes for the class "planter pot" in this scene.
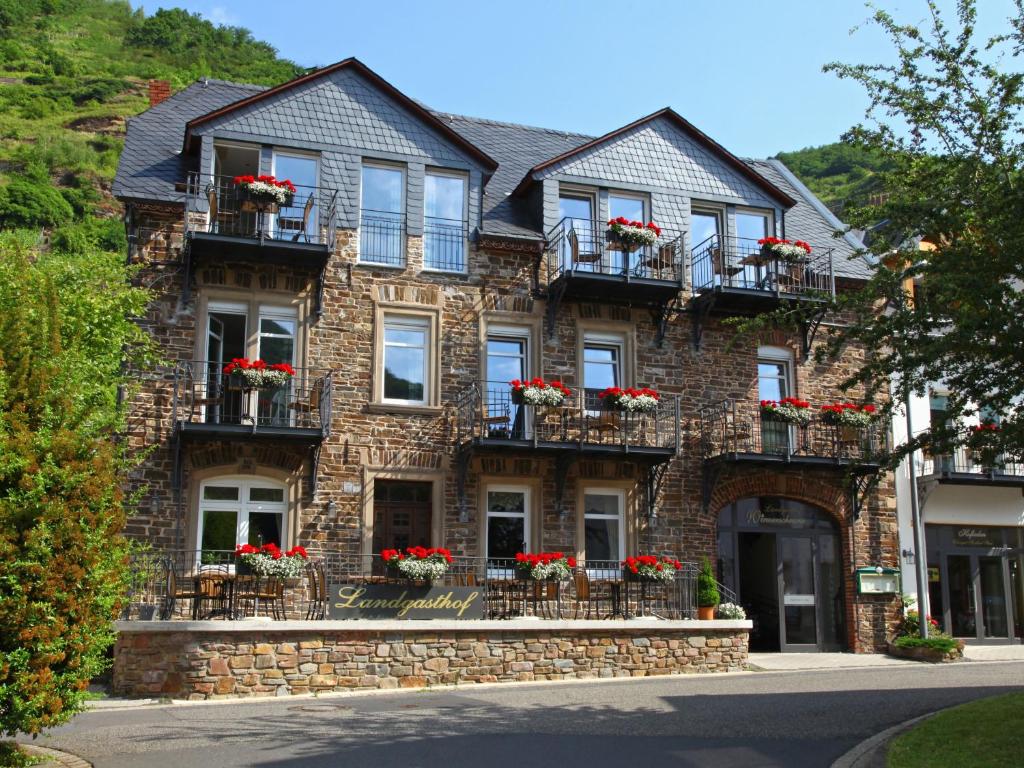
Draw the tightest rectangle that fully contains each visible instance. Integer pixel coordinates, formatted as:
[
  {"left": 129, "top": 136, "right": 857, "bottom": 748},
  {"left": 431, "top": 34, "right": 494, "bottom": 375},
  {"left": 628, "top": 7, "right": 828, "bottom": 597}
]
[
  {"left": 235, "top": 560, "right": 252, "bottom": 576},
  {"left": 136, "top": 604, "right": 158, "bottom": 621},
  {"left": 698, "top": 606, "right": 716, "bottom": 620},
  {"left": 887, "top": 640, "right": 964, "bottom": 663}
]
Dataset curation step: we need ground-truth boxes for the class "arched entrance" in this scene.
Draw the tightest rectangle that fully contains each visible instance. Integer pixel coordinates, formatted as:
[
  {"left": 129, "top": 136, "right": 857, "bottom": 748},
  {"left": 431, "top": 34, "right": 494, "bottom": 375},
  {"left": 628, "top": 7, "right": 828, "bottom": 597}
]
[{"left": 717, "top": 497, "right": 845, "bottom": 652}]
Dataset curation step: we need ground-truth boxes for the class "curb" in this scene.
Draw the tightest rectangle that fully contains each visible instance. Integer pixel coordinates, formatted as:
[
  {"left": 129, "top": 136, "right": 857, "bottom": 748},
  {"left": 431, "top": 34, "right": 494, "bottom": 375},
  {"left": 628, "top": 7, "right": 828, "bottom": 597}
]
[
  {"left": 17, "top": 744, "right": 92, "bottom": 768},
  {"left": 831, "top": 705, "right": 955, "bottom": 768}
]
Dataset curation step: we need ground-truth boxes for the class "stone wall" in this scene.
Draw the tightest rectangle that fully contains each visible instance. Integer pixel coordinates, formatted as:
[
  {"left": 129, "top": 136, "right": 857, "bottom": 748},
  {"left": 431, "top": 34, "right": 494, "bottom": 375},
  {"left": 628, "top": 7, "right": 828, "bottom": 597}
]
[{"left": 113, "top": 620, "right": 750, "bottom": 699}]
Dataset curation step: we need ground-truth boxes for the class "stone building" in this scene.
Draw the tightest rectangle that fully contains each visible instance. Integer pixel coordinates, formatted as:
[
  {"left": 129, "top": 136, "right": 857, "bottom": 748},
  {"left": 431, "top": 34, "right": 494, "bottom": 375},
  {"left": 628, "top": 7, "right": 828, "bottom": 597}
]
[{"left": 114, "top": 58, "right": 899, "bottom": 652}]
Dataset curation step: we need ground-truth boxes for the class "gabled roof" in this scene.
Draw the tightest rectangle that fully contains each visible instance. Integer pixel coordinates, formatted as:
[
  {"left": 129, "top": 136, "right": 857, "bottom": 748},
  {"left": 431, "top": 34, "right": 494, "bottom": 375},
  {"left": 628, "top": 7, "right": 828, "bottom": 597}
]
[
  {"left": 511, "top": 108, "right": 797, "bottom": 208},
  {"left": 183, "top": 58, "right": 498, "bottom": 174}
]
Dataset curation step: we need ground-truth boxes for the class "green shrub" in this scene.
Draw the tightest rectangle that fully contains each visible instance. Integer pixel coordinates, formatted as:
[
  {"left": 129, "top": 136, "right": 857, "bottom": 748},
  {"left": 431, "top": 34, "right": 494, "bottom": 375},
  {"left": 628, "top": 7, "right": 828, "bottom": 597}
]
[
  {"left": 0, "top": 234, "right": 151, "bottom": 741},
  {"left": 697, "top": 556, "right": 720, "bottom": 608},
  {"left": 0, "top": 180, "right": 74, "bottom": 228},
  {"left": 892, "top": 635, "right": 960, "bottom": 654}
]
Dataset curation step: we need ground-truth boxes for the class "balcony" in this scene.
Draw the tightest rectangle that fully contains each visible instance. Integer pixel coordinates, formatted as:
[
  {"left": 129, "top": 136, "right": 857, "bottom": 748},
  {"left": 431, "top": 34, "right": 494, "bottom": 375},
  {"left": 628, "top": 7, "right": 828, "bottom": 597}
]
[
  {"left": 543, "top": 219, "right": 684, "bottom": 339},
  {"left": 699, "top": 399, "right": 887, "bottom": 469},
  {"left": 456, "top": 381, "right": 680, "bottom": 460},
  {"left": 172, "top": 361, "right": 331, "bottom": 444},
  {"left": 918, "top": 447, "right": 1024, "bottom": 487}
]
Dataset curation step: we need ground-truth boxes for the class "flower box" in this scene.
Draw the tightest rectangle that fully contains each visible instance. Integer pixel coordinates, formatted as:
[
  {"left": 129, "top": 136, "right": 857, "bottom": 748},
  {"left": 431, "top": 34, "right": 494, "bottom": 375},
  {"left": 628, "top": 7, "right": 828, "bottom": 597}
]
[
  {"left": 607, "top": 217, "right": 661, "bottom": 249},
  {"left": 509, "top": 377, "right": 570, "bottom": 407},
  {"left": 622, "top": 555, "right": 682, "bottom": 583},
  {"left": 381, "top": 546, "right": 452, "bottom": 583},
  {"left": 757, "top": 237, "right": 812, "bottom": 264},
  {"left": 759, "top": 398, "right": 812, "bottom": 426},
  {"left": 233, "top": 174, "right": 297, "bottom": 207},
  {"left": 820, "top": 402, "right": 877, "bottom": 432},
  {"left": 599, "top": 386, "right": 660, "bottom": 414},
  {"left": 223, "top": 358, "right": 296, "bottom": 390},
  {"left": 234, "top": 543, "right": 308, "bottom": 579},
  {"left": 514, "top": 552, "right": 576, "bottom": 581}
]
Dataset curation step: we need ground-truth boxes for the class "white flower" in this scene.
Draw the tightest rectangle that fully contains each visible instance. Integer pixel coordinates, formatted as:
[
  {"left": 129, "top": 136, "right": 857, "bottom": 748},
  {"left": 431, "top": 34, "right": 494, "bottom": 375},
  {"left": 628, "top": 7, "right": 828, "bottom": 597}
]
[
  {"left": 717, "top": 602, "right": 746, "bottom": 619},
  {"left": 397, "top": 558, "right": 449, "bottom": 582}
]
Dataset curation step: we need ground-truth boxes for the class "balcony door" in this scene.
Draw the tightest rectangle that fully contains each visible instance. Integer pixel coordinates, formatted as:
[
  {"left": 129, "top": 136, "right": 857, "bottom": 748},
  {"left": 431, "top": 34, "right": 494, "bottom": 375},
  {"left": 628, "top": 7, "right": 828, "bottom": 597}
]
[
  {"left": 736, "top": 211, "right": 771, "bottom": 289},
  {"left": 758, "top": 351, "right": 793, "bottom": 454},
  {"left": 205, "top": 303, "right": 248, "bottom": 425},
  {"left": 559, "top": 193, "right": 596, "bottom": 272},
  {"left": 212, "top": 143, "right": 260, "bottom": 236},
  {"left": 486, "top": 329, "right": 529, "bottom": 439},
  {"left": 608, "top": 193, "right": 647, "bottom": 275},
  {"left": 691, "top": 208, "right": 723, "bottom": 289},
  {"left": 272, "top": 152, "right": 318, "bottom": 241}
]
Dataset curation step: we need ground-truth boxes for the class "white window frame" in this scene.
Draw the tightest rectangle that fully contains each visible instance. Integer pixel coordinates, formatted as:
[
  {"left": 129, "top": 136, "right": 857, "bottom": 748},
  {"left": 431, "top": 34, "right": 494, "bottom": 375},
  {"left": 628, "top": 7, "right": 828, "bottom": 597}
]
[
  {"left": 195, "top": 476, "right": 289, "bottom": 562},
  {"left": 484, "top": 484, "right": 531, "bottom": 576},
  {"left": 382, "top": 314, "right": 430, "bottom": 406},
  {"left": 756, "top": 346, "right": 794, "bottom": 401},
  {"left": 423, "top": 168, "right": 469, "bottom": 274},
  {"left": 582, "top": 488, "right": 626, "bottom": 573},
  {"left": 358, "top": 161, "right": 406, "bottom": 267}
]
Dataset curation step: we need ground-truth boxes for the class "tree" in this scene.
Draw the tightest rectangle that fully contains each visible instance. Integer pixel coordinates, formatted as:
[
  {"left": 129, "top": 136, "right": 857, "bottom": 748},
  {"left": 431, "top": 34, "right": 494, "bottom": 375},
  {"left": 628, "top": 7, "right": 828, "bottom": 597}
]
[
  {"left": 0, "top": 232, "right": 150, "bottom": 757},
  {"left": 817, "top": 0, "right": 1024, "bottom": 465}
]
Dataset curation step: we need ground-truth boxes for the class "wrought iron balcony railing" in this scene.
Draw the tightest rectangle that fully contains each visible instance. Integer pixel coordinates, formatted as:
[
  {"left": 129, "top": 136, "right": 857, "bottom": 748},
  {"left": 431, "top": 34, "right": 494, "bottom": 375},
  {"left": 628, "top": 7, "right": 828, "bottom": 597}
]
[
  {"left": 691, "top": 235, "right": 835, "bottom": 297},
  {"left": 545, "top": 218, "right": 685, "bottom": 286},
  {"left": 424, "top": 215, "right": 469, "bottom": 273},
  {"left": 700, "top": 399, "right": 887, "bottom": 465},
  {"left": 456, "top": 381, "right": 680, "bottom": 454},
  {"left": 917, "top": 446, "right": 1024, "bottom": 481},
  {"left": 186, "top": 173, "right": 338, "bottom": 249},
  {"left": 172, "top": 361, "right": 331, "bottom": 438}
]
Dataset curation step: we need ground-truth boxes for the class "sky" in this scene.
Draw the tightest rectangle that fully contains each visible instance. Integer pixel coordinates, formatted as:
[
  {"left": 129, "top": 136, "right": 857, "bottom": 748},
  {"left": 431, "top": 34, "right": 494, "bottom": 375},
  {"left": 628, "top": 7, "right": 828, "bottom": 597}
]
[{"left": 156, "top": 0, "right": 1018, "bottom": 158}]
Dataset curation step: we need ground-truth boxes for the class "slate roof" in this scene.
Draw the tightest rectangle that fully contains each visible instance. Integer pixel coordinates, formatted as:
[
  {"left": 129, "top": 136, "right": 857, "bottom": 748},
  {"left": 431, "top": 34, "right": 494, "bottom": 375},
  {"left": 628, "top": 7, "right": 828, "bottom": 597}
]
[
  {"left": 112, "top": 79, "right": 266, "bottom": 203},
  {"left": 113, "top": 77, "right": 868, "bottom": 278}
]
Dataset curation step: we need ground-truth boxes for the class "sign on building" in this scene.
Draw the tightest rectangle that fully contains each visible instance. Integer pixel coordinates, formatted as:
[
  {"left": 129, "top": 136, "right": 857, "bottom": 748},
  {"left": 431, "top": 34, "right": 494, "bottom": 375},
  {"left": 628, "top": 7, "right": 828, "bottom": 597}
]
[{"left": 327, "top": 584, "right": 485, "bottom": 620}]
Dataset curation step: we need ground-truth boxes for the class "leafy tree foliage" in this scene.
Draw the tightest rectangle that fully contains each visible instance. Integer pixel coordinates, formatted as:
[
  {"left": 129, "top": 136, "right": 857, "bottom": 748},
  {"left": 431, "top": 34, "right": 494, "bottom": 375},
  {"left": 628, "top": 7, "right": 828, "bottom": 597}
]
[
  {"left": 821, "top": 0, "right": 1024, "bottom": 464},
  {"left": 0, "top": 232, "right": 150, "bottom": 743},
  {"left": 775, "top": 142, "right": 895, "bottom": 213}
]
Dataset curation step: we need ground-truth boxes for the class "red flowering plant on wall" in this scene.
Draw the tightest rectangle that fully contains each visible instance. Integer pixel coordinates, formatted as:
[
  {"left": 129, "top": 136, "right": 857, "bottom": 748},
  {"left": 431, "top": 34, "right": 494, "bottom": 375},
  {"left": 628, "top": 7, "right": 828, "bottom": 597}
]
[
  {"left": 820, "top": 402, "right": 877, "bottom": 429},
  {"left": 759, "top": 397, "right": 812, "bottom": 426},
  {"left": 757, "top": 236, "right": 812, "bottom": 263},
  {"left": 598, "top": 386, "right": 660, "bottom": 414},
  {"left": 223, "top": 358, "right": 296, "bottom": 390},
  {"left": 623, "top": 555, "right": 682, "bottom": 583},
  {"left": 509, "top": 377, "right": 571, "bottom": 407},
  {"left": 381, "top": 546, "right": 453, "bottom": 582},
  {"left": 514, "top": 551, "right": 576, "bottom": 581},
  {"left": 232, "top": 174, "right": 297, "bottom": 206},
  {"left": 234, "top": 543, "right": 308, "bottom": 578},
  {"left": 607, "top": 216, "right": 661, "bottom": 248}
]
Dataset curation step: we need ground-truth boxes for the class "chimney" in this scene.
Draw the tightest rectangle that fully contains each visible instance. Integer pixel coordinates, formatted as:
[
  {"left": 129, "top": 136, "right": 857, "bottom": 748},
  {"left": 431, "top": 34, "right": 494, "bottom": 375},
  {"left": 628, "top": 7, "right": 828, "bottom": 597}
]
[{"left": 148, "top": 80, "right": 171, "bottom": 107}]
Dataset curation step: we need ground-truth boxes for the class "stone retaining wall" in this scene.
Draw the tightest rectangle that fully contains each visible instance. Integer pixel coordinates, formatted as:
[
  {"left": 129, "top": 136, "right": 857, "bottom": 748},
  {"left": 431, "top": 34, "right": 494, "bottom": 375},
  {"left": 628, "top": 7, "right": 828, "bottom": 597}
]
[{"left": 113, "top": 620, "right": 750, "bottom": 699}]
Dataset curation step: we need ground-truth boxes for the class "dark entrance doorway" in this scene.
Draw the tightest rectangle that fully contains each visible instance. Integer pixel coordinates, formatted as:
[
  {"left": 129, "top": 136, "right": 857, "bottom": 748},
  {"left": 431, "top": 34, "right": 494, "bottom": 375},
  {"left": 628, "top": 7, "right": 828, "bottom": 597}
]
[
  {"left": 718, "top": 497, "right": 846, "bottom": 652},
  {"left": 372, "top": 481, "right": 433, "bottom": 554}
]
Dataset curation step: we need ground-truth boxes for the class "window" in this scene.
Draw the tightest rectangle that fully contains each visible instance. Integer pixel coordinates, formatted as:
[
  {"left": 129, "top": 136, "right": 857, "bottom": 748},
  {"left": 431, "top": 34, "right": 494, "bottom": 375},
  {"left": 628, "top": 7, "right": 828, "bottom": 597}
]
[
  {"left": 424, "top": 171, "right": 467, "bottom": 272},
  {"left": 691, "top": 207, "right": 725, "bottom": 289},
  {"left": 486, "top": 329, "right": 529, "bottom": 439},
  {"left": 360, "top": 163, "right": 405, "bottom": 266},
  {"left": 758, "top": 347, "right": 794, "bottom": 455},
  {"left": 257, "top": 308, "right": 297, "bottom": 425},
  {"left": 757, "top": 358, "right": 790, "bottom": 402},
  {"left": 583, "top": 489, "right": 625, "bottom": 565},
  {"left": 559, "top": 191, "right": 596, "bottom": 270},
  {"left": 273, "top": 152, "right": 318, "bottom": 239},
  {"left": 691, "top": 208, "right": 722, "bottom": 249},
  {"left": 197, "top": 478, "right": 288, "bottom": 559},
  {"left": 608, "top": 193, "right": 648, "bottom": 274},
  {"left": 382, "top": 315, "right": 429, "bottom": 404},
  {"left": 736, "top": 210, "right": 773, "bottom": 287},
  {"left": 583, "top": 337, "right": 622, "bottom": 391},
  {"left": 485, "top": 486, "right": 530, "bottom": 563}
]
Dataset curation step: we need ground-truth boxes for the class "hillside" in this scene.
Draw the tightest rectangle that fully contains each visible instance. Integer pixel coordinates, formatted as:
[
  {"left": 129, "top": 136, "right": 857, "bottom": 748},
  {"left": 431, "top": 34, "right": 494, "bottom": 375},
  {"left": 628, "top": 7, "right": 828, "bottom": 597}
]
[
  {"left": 0, "top": 0, "right": 302, "bottom": 246},
  {"left": 774, "top": 142, "right": 893, "bottom": 214}
]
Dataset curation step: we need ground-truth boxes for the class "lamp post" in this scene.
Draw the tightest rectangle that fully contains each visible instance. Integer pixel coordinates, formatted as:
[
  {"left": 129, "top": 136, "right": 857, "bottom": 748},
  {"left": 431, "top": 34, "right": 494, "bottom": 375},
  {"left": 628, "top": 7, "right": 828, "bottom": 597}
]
[{"left": 904, "top": 388, "right": 930, "bottom": 638}]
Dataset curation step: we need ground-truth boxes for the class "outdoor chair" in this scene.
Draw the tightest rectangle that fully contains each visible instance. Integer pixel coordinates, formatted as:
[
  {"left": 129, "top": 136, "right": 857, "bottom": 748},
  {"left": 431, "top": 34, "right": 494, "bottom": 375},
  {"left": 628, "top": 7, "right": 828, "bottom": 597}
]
[
  {"left": 206, "top": 186, "right": 237, "bottom": 235},
  {"left": 585, "top": 409, "right": 621, "bottom": 444},
  {"left": 289, "top": 377, "right": 322, "bottom": 428},
  {"left": 568, "top": 228, "right": 601, "bottom": 266},
  {"left": 711, "top": 246, "right": 742, "bottom": 282},
  {"left": 193, "top": 566, "right": 231, "bottom": 619},
  {"left": 163, "top": 564, "right": 200, "bottom": 619},
  {"left": 304, "top": 562, "right": 322, "bottom": 620},
  {"left": 289, "top": 194, "right": 315, "bottom": 243},
  {"left": 572, "top": 571, "right": 615, "bottom": 619},
  {"left": 233, "top": 575, "right": 284, "bottom": 619}
]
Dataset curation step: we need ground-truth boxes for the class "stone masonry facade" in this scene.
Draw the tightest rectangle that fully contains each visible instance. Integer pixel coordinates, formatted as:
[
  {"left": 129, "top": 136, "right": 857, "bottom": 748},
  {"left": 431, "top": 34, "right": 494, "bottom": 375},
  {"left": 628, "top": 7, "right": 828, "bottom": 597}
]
[
  {"left": 117, "top": 61, "right": 901, "bottom": 655},
  {"left": 113, "top": 625, "right": 749, "bottom": 699}
]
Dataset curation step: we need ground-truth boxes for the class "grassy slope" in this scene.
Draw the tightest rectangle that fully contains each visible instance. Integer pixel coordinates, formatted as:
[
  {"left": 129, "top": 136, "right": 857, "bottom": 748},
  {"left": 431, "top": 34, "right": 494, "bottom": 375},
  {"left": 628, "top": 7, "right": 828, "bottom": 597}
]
[{"left": 774, "top": 142, "right": 892, "bottom": 214}]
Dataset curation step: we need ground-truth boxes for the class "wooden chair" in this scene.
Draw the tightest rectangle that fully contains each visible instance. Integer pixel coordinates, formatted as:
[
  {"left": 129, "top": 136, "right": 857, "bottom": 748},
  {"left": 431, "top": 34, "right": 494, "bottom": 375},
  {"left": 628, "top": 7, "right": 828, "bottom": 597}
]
[
  {"left": 568, "top": 228, "right": 601, "bottom": 266},
  {"left": 233, "top": 575, "right": 282, "bottom": 619},
  {"left": 194, "top": 569, "right": 231, "bottom": 619},
  {"left": 585, "top": 409, "right": 621, "bottom": 444},
  {"left": 711, "top": 247, "right": 742, "bottom": 281},
  {"left": 206, "top": 186, "right": 238, "bottom": 235},
  {"left": 290, "top": 195, "right": 316, "bottom": 243},
  {"left": 289, "top": 378, "right": 322, "bottom": 428},
  {"left": 644, "top": 243, "right": 676, "bottom": 278},
  {"left": 572, "top": 571, "right": 614, "bottom": 619},
  {"left": 163, "top": 565, "right": 200, "bottom": 619},
  {"left": 479, "top": 395, "right": 510, "bottom": 439},
  {"left": 304, "top": 562, "right": 322, "bottom": 620}
]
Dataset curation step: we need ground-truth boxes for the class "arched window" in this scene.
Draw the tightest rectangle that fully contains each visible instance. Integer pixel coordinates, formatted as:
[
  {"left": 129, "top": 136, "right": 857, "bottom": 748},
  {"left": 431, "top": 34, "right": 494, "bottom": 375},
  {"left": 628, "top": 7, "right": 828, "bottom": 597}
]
[{"left": 196, "top": 476, "right": 289, "bottom": 555}]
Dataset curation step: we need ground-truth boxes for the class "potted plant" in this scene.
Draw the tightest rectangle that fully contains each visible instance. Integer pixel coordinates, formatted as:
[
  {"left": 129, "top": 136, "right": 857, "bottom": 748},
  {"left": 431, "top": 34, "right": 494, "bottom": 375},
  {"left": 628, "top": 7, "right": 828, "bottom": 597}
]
[
  {"left": 509, "top": 377, "right": 571, "bottom": 407},
  {"left": 757, "top": 236, "right": 812, "bottom": 264},
  {"left": 968, "top": 422, "right": 1001, "bottom": 468},
  {"left": 232, "top": 174, "right": 297, "bottom": 207},
  {"left": 234, "top": 543, "right": 308, "bottom": 582},
  {"left": 599, "top": 386, "right": 661, "bottom": 414},
  {"left": 716, "top": 602, "right": 746, "bottom": 620},
  {"left": 697, "top": 556, "right": 720, "bottom": 620},
  {"left": 820, "top": 402, "right": 877, "bottom": 441},
  {"left": 759, "top": 397, "right": 812, "bottom": 427},
  {"left": 607, "top": 217, "right": 661, "bottom": 249},
  {"left": 223, "top": 358, "right": 296, "bottom": 390},
  {"left": 515, "top": 551, "right": 576, "bottom": 581},
  {"left": 381, "top": 546, "right": 452, "bottom": 584},
  {"left": 622, "top": 554, "right": 682, "bottom": 583}
]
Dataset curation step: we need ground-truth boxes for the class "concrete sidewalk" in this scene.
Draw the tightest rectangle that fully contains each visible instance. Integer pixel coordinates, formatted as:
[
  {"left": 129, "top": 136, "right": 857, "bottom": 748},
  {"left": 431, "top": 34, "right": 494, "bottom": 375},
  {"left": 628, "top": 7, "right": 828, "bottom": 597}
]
[
  {"left": 748, "top": 652, "right": 921, "bottom": 671},
  {"left": 962, "top": 643, "right": 1024, "bottom": 662}
]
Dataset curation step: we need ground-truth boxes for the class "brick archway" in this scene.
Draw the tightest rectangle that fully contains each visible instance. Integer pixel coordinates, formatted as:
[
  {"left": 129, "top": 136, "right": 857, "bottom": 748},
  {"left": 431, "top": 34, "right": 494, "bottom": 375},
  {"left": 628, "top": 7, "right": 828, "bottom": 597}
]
[{"left": 708, "top": 472, "right": 850, "bottom": 527}]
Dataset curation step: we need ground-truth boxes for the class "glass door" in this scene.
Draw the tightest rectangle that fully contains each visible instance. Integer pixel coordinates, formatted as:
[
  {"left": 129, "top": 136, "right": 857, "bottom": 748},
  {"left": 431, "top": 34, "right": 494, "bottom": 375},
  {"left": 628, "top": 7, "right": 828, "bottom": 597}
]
[
  {"left": 979, "top": 556, "right": 1009, "bottom": 638},
  {"left": 608, "top": 193, "right": 646, "bottom": 276},
  {"left": 947, "top": 554, "right": 978, "bottom": 637},
  {"left": 736, "top": 211, "right": 770, "bottom": 289},
  {"left": 559, "top": 194, "right": 596, "bottom": 272},
  {"left": 777, "top": 535, "right": 818, "bottom": 650},
  {"left": 943, "top": 554, "right": 1013, "bottom": 640},
  {"left": 272, "top": 152, "right": 318, "bottom": 241},
  {"left": 205, "top": 307, "right": 247, "bottom": 424},
  {"left": 486, "top": 333, "right": 528, "bottom": 439},
  {"left": 256, "top": 309, "right": 296, "bottom": 427}
]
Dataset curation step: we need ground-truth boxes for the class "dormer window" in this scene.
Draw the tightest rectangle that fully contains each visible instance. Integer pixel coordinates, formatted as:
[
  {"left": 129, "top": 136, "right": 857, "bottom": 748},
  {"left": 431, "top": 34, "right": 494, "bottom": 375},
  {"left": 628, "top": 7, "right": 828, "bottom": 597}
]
[
  {"left": 360, "top": 163, "right": 406, "bottom": 267},
  {"left": 424, "top": 170, "right": 467, "bottom": 273}
]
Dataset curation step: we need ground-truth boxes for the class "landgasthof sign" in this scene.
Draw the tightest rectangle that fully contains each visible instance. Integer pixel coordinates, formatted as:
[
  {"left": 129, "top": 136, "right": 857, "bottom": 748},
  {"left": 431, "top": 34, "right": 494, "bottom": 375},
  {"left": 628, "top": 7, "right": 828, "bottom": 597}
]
[{"left": 328, "top": 584, "right": 485, "bottom": 620}]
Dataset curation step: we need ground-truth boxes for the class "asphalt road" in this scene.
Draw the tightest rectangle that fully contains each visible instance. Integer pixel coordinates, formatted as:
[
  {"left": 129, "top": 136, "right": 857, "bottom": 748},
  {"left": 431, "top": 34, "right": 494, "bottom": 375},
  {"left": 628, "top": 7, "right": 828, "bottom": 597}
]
[{"left": 25, "top": 661, "right": 1024, "bottom": 768}]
